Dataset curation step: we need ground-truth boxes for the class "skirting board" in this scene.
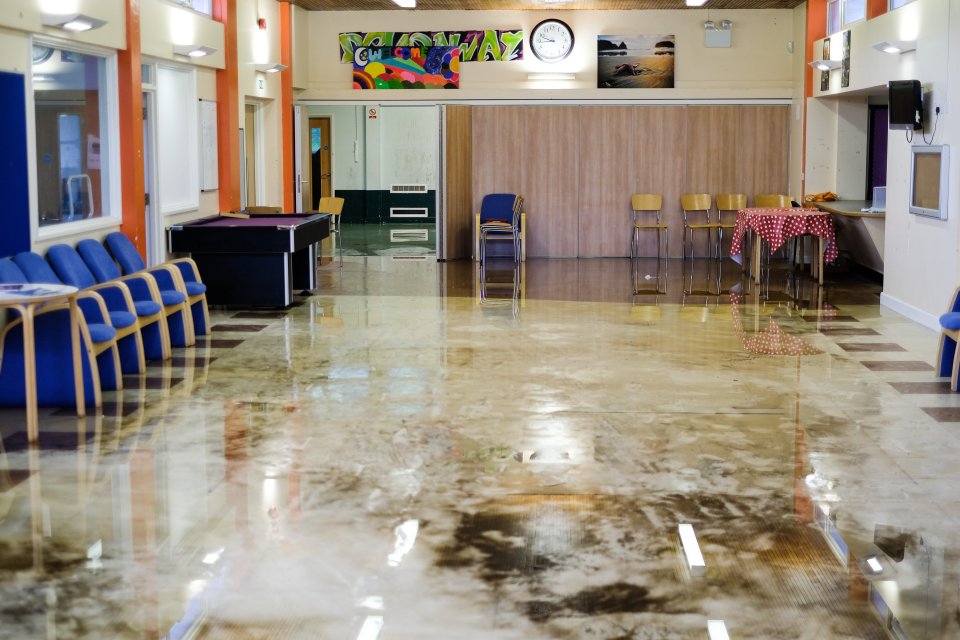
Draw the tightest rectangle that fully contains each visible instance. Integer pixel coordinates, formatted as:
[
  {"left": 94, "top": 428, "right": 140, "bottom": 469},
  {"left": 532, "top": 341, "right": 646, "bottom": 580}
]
[{"left": 880, "top": 292, "right": 940, "bottom": 332}]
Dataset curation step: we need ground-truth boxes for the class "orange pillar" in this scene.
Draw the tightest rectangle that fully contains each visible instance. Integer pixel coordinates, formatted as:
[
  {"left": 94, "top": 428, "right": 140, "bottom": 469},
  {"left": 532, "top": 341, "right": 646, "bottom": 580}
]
[
  {"left": 280, "top": 2, "right": 295, "bottom": 212},
  {"left": 801, "top": 0, "right": 828, "bottom": 199},
  {"left": 214, "top": 0, "right": 241, "bottom": 213},
  {"left": 867, "top": 0, "right": 887, "bottom": 20},
  {"left": 117, "top": 0, "right": 145, "bottom": 253}
]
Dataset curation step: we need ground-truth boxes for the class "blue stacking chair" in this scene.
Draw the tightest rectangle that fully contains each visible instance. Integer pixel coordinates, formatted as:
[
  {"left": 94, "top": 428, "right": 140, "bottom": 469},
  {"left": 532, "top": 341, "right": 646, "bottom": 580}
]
[
  {"left": 0, "top": 258, "right": 106, "bottom": 408},
  {"left": 478, "top": 194, "right": 523, "bottom": 263},
  {"left": 937, "top": 286, "right": 960, "bottom": 390},
  {"left": 77, "top": 239, "right": 194, "bottom": 349},
  {"left": 46, "top": 243, "right": 171, "bottom": 362},
  {"left": 104, "top": 232, "right": 210, "bottom": 336},
  {"left": 15, "top": 251, "right": 144, "bottom": 376}
]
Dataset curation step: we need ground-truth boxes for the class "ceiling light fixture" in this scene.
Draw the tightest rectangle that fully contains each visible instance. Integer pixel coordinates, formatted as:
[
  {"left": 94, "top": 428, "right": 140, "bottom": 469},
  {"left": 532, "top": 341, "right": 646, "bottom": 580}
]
[
  {"left": 808, "top": 59, "right": 841, "bottom": 71},
  {"left": 872, "top": 40, "right": 917, "bottom": 54},
  {"left": 41, "top": 13, "right": 107, "bottom": 32},
  {"left": 254, "top": 63, "right": 288, "bottom": 73},
  {"left": 686, "top": 0, "right": 708, "bottom": 6},
  {"left": 527, "top": 72, "right": 576, "bottom": 81},
  {"left": 678, "top": 524, "right": 706, "bottom": 576},
  {"left": 173, "top": 44, "right": 217, "bottom": 58},
  {"left": 392, "top": 0, "right": 416, "bottom": 7}
]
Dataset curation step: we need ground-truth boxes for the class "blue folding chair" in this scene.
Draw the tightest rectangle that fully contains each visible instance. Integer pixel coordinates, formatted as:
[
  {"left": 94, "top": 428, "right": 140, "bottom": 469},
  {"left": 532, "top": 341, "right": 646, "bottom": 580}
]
[
  {"left": 478, "top": 194, "right": 523, "bottom": 263},
  {"left": 105, "top": 232, "right": 210, "bottom": 336}
]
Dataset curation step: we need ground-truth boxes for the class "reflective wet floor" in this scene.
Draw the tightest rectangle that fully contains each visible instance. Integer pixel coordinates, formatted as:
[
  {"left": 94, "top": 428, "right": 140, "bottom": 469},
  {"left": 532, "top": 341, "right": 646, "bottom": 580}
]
[{"left": 2, "top": 257, "right": 959, "bottom": 639}]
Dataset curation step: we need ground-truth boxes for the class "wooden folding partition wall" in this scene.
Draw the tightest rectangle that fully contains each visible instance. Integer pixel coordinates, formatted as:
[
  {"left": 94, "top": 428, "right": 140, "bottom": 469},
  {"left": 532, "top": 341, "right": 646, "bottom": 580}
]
[
  {"left": 471, "top": 104, "right": 790, "bottom": 258},
  {"left": 441, "top": 105, "right": 474, "bottom": 260}
]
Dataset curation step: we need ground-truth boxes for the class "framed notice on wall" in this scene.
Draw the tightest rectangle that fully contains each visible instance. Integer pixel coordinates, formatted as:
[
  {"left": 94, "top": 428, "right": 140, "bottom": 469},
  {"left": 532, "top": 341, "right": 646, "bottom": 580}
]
[{"left": 199, "top": 99, "right": 218, "bottom": 191}]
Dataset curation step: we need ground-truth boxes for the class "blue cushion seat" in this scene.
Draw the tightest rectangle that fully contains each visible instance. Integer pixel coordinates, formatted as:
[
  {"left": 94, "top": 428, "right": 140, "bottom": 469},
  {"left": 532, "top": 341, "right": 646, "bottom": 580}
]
[
  {"left": 185, "top": 281, "right": 206, "bottom": 296},
  {"left": 160, "top": 289, "right": 186, "bottom": 305},
  {"left": 109, "top": 310, "right": 137, "bottom": 329},
  {"left": 940, "top": 312, "right": 960, "bottom": 331},
  {"left": 133, "top": 300, "right": 162, "bottom": 317},
  {"left": 87, "top": 323, "right": 117, "bottom": 344}
]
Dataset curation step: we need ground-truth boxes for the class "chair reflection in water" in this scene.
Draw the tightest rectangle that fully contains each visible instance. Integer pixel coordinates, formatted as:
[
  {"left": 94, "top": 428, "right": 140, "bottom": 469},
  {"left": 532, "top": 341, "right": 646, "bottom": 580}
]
[{"left": 477, "top": 261, "right": 523, "bottom": 318}]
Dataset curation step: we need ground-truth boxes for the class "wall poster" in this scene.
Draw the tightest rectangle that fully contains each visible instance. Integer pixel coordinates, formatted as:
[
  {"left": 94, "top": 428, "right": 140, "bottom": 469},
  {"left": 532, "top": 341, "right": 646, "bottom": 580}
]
[
  {"left": 353, "top": 46, "right": 460, "bottom": 90},
  {"left": 597, "top": 35, "right": 675, "bottom": 88},
  {"left": 340, "top": 31, "right": 522, "bottom": 64},
  {"left": 820, "top": 38, "right": 830, "bottom": 91},
  {"left": 841, "top": 30, "right": 851, "bottom": 88}
]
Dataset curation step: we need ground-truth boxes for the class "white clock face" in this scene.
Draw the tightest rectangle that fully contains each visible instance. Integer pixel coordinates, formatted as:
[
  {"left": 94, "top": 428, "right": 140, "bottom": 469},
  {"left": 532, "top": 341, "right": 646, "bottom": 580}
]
[{"left": 530, "top": 19, "right": 574, "bottom": 63}]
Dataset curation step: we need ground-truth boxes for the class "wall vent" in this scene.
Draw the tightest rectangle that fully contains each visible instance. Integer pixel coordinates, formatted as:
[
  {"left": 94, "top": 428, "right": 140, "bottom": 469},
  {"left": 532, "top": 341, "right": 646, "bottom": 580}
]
[
  {"left": 390, "top": 229, "right": 430, "bottom": 242},
  {"left": 389, "top": 207, "right": 428, "bottom": 218},
  {"left": 390, "top": 184, "right": 428, "bottom": 194},
  {"left": 391, "top": 255, "right": 430, "bottom": 261}
]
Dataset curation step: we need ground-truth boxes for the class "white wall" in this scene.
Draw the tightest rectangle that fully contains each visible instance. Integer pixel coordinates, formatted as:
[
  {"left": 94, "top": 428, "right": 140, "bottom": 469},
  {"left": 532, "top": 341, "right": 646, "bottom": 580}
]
[
  {"left": 380, "top": 106, "right": 437, "bottom": 189},
  {"left": 303, "top": 9, "right": 796, "bottom": 101},
  {"left": 808, "top": 0, "right": 957, "bottom": 325}
]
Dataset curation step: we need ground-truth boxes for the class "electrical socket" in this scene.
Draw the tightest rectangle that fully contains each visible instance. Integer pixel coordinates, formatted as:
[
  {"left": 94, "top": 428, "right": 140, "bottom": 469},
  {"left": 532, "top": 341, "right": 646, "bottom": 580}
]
[{"left": 934, "top": 101, "right": 948, "bottom": 115}]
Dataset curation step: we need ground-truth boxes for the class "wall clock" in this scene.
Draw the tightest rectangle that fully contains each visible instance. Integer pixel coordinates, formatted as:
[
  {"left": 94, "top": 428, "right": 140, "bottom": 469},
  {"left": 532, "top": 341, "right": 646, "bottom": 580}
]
[{"left": 530, "top": 19, "right": 574, "bottom": 63}]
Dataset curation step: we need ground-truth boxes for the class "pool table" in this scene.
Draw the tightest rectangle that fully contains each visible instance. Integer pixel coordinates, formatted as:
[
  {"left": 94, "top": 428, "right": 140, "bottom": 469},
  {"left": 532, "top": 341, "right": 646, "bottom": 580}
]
[{"left": 167, "top": 213, "right": 330, "bottom": 307}]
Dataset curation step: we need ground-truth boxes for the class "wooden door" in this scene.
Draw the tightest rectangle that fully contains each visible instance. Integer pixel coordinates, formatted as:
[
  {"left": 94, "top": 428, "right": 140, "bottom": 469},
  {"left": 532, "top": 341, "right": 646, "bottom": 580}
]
[
  {"left": 309, "top": 117, "right": 331, "bottom": 209},
  {"left": 441, "top": 105, "right": 472, "bottom": 260},
  {"left": 244, "top": 104, "right": 256, "bottom": 208}
]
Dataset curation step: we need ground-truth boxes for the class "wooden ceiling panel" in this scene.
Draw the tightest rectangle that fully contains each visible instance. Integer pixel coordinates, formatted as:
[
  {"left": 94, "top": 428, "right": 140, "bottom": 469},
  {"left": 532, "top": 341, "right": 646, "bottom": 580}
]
[{"left": 288, "top": 0, "right": 803, "bottom": 11}]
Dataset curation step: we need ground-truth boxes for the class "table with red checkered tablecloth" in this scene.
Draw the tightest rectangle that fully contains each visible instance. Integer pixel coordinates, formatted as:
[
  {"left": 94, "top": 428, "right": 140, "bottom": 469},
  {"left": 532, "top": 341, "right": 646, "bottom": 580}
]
[{"left": 730, "top": 207, "right": 838, "bottom": 284}]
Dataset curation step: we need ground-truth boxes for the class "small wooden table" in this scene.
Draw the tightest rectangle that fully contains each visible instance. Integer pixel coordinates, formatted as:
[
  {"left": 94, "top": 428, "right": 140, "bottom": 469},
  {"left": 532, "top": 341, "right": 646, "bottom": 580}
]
[
  {"left": 0, "top": 283, "right": 85, "bottom": 443},
  {"left": 730, "top": 208, "right": 839, "bottom": 285}
]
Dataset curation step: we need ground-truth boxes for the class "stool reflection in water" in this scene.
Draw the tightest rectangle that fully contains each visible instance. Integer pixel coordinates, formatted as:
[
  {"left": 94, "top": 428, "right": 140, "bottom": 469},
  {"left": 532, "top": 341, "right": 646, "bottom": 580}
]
[{"left": 477, "top": 261, "right": 524, "bottom": 318}]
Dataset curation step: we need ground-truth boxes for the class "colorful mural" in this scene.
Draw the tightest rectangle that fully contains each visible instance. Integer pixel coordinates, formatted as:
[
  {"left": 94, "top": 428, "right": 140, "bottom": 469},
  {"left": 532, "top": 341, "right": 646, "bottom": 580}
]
[
  {"left": 340, "top": 31, "right": 523, "bottom": 64},
  {"left": 353, "top": 46, "right": 460, "bottom": 90}
]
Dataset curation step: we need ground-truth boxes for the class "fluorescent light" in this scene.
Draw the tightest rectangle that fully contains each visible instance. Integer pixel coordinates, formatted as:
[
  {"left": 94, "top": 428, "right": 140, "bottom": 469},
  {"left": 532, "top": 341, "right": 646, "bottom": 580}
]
[
  {"left": 872, "top": 40, "right": 917, "bottom": 54},
  {"left": 173, "top": 44, "right": 217, "bottom": 58},
  {"left": 708, "top": 620, "right": 730, "bottom": 640},
  {"left": 392, "top": 0, "right": 416, "bottom": 6},
  {"left": 678, "top": 524, "right": 705, "bottom": 576},
  {"left": 254, "top": 63, "right": 288, "bottom": 73},
  {"left": 41, "top": 13, "right": 107, "bottom": 32},
  {"left": 808, "top": 59, "right": 841, "bottom": 71},
  {"left": 866, "top": 556, "right": 883, "bottom": 573},
  {"left": 686, "top": 0, "right": 708, "bottom": 5},
  {"left": 527, "top": 73, "right": 576, "bottom": 81}
]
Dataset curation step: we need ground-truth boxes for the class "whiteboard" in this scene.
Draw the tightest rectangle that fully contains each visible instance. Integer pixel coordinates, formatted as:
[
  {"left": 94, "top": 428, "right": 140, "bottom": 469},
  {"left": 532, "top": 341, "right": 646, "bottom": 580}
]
[{"left": 199, "top": 99, "right": 218, "bottom": 191}]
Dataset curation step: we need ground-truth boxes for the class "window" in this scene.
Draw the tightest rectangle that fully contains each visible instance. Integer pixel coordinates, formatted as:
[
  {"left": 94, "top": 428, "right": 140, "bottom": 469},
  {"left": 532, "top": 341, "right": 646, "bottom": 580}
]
[
  {"left": 156, "top": 65, "right": 199, "bottom": 214},
  {"left": 171, "top": 0, "right": 212, "bottom": 16},
  {"left": 33, "top": 43, "right": 116, "bottom": 227},
  {"left": 843, "top": 0, "right": 866, "bottom": 26},
  {"left": 826, "top": 0, "right": 867, "bottom": 33},
  {"left": 890, "top": 0, "right": 915, "bottom": 9},
  {"left": 827, "top": 0, "right": 841, "bottom": 34}
]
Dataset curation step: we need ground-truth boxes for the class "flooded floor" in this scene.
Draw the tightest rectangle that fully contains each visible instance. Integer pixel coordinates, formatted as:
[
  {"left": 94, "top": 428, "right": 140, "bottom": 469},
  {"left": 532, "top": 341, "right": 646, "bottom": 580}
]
[{"left": 1, "top": 257, "right": 958, "bottom": 639}]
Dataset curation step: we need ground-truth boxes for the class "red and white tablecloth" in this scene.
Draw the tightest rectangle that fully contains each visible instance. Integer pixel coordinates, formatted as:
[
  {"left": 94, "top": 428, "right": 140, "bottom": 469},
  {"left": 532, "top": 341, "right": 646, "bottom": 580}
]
[{"left": 730, "top": 207, "right": 838, "bottom": 264}]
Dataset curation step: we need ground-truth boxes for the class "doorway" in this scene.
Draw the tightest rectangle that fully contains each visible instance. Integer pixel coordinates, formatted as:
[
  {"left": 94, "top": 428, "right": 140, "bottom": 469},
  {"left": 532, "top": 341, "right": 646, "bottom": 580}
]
[
  {"left": 309, "top": 116, "right": 331, "bottom": 209},
  {"left": 243, "top": 103, "right": 258, "bottom": 208},
  {"left": 142, "top": 90, "right": 162, "bottom": 266}
]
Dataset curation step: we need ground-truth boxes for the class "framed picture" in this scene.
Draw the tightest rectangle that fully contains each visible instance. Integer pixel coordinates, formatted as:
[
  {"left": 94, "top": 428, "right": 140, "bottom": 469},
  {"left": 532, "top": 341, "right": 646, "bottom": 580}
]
[
  {"left": 841, "top": 31, "right": 851, "bottom": 88},
  {"left": 597, "top": 35, "right": 674, "bottom": 89},
  {"left": 820, "top": 39, "right": 830, "bottom": 91}
]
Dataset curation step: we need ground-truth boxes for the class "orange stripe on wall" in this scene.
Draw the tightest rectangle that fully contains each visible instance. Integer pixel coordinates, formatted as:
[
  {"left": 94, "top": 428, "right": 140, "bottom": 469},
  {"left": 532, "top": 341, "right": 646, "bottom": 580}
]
[
  {"left": 280, "top": 2, "right": 294, "bottom": 212},
  {"left": 868, "top": 0, "right": 887, "bottom": 20},
  {"left": 214, "top": 0, "right": 241, "bottom": 213},
  {"left": 118, "top": 0, "right": 145, "bottom": 253},
  {"left": 802, "top": 0, "right": 828, "bottom": 199}
]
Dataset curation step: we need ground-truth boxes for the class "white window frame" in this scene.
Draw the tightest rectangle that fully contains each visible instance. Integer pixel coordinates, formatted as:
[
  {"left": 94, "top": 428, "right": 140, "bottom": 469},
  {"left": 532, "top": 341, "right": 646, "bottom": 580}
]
[
  {"left": 842, "top": 0, "right": 867, "bottom": 27},
  {"left": 168, "top": 0, "right": 212, "bottom": 16},
  {"left": 890, "top": 0, "right": 915, "bottom": 9},
  {"left": 30, "top": 36, "right": 122, "bottom": 241}
]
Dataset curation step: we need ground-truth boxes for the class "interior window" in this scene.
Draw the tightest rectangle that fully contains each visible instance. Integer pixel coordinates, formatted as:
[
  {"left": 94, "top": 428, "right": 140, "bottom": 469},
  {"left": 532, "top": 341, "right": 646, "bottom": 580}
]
[
  {"left": 843, "top": 0, "right": 867, "bottom": 25},
  {"left": 33, "top": 44, "right": 113, "bottom": 227},
  {"left": 826, "top": 0, "right": 841, "bottom": 34}
]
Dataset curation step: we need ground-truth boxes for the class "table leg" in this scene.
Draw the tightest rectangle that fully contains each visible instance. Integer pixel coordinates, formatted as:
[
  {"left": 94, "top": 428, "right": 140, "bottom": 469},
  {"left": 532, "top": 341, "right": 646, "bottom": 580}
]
[
  {"left": 818, "top": 237, "right": 825, "bottom": 285},
  {"left": 70, "top": 297, "right": 86, "bottom": 419},
  {"left": 20, "top": 304, "right": 38, "bottom": 443},
  {"left": 752, "top": 236, "right": 762, "bottom": 283}
]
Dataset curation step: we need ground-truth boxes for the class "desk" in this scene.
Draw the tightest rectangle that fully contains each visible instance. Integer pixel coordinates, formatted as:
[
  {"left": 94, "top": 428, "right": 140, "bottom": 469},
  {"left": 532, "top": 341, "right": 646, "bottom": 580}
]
[
  {"left": 730, "top": 208, "right": 838, "bottom": 285},
  {"left": 0, "top": 284, "right": 85, "bottom": 443},
  {"left": 814, "top": 200, "right": 885, "bottom": 219},
  {"left": 167, "top": 213, "right": 330, "bottom": 307}
]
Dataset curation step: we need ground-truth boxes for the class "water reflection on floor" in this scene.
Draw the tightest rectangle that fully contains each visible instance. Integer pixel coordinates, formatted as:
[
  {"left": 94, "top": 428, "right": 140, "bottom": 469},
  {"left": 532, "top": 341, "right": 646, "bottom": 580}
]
[{"left": 2, "top": 256, "right": 959, "bottom": 639}]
